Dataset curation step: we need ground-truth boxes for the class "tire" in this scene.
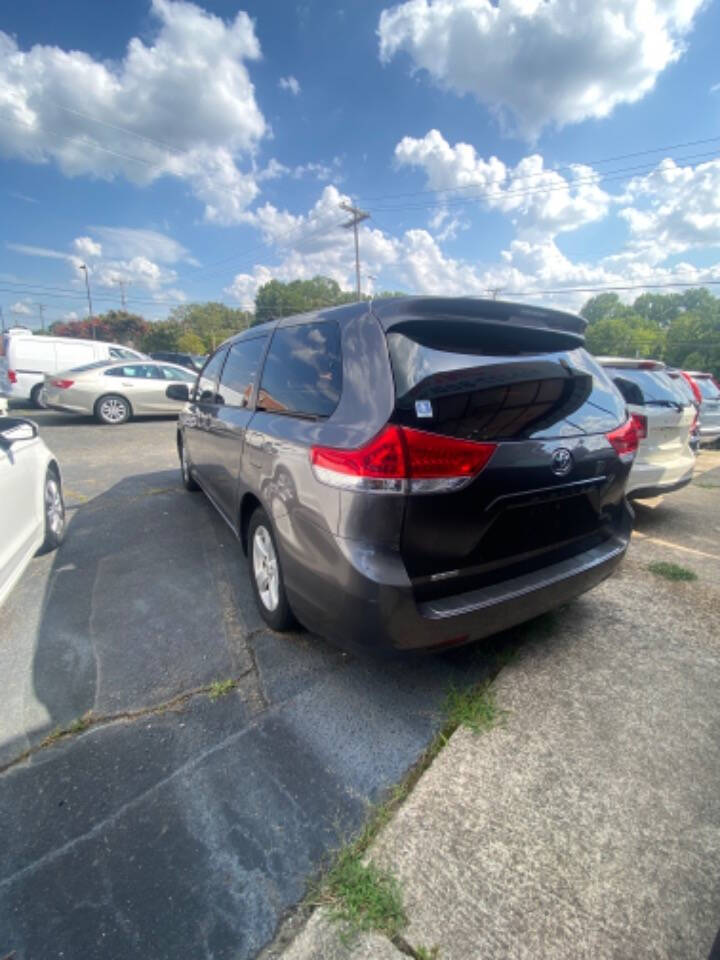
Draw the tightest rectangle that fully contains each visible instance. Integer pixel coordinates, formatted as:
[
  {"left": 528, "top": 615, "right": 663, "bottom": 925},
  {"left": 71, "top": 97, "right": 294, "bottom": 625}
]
[
  {"left": 179, "top": 436, "right": 200, "bottom": 491},
  {"left": 40, "top": 466, "right": 65, "bottom": 553},
  {"left": 30, "top": 383, "right": 46, "bottom": 409},
  {"left": 248, "top": 507, "right": 295, "bottom": 631},
  {"left": 94, "top": 394, "right": 131, "bottom": 425}
]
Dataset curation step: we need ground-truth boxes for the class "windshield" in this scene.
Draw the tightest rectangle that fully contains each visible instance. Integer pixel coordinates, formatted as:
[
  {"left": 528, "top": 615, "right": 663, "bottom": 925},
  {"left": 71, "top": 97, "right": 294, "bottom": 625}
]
[
  {"left": 694, "top": 377, "right": 720, "bottom": 399},
  {"left": 605, "top": 367, "right": 687, "bottom": 406}
]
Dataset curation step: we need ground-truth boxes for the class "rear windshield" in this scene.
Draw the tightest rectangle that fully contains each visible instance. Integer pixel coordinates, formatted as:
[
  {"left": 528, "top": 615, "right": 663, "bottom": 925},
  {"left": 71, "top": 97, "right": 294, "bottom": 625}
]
[
  {"left": 386, "top": 332, "right": 625, "bottom": 440},
  {"left": 667, "top": 374, "right": 697, "bottom": 405},
  {"left": 694, "top": 377, "right": 720, "bottom": 399},
  {"left": 604, "top": 367, "right": 688, "bottom": 406}
]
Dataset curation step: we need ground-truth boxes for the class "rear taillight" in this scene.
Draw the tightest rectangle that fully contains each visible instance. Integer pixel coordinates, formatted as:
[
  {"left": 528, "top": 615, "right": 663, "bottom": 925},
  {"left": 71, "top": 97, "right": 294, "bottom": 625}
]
[
  {"left": 630, "top": 412, "right": 647, "bottom": 440},
  {"left": 310, "top": 425, "right": 497, "bottom": 494},
  {"left": 8, "top": 369, "right": 17, "bottom": 384},
  {"left": 606, "top": 419, "right": 639, "bottom": 463},
  {"left": 51, "top": 379, "right": 74, "bottom": 389}
]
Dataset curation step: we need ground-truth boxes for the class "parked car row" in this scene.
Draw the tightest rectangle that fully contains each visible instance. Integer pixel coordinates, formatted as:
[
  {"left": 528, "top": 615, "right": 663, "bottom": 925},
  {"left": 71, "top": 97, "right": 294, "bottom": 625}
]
[{"left": 1, "top": 299, "right": 717, "bottom": 655}]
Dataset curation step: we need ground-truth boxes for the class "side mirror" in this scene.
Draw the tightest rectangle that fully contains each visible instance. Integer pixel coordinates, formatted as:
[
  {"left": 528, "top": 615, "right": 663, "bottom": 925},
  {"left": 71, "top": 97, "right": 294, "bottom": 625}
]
[
  {"left": 0, "top": 418, "right": 38, "bottom": 449},
  {"left": 166, "top": 383, "right": 190, "bottom": 402}
]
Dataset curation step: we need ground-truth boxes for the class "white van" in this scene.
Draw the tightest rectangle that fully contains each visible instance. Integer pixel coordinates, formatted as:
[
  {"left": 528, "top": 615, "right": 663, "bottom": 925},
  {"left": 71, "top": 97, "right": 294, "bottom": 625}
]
[{"left": 1, "top": 329, "right": 145, "bottom": 407}]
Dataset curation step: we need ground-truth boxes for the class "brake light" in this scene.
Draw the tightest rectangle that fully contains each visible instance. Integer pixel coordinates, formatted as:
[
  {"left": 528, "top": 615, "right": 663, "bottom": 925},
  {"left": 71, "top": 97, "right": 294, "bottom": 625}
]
[
  {"left": 8, "top": 369, "right": 17, "bottom": 384},
  {"left": 606, "top": 418, "right": 639, "bottom": 463},
  {"left": 51, "top": 379, "right": 74, "bottom": 389},
  {"left": 630, "top": 412, "right": 647, "bottom": 440},
  {"left": 310, "top": 425, "right": 497, "bottom": 494}
]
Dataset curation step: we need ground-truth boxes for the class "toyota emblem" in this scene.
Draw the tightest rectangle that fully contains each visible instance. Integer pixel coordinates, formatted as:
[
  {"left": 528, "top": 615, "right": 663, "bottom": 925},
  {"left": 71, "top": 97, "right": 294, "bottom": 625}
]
[{"left": 551, "top": 448, "right": 573, "bottom": 477}]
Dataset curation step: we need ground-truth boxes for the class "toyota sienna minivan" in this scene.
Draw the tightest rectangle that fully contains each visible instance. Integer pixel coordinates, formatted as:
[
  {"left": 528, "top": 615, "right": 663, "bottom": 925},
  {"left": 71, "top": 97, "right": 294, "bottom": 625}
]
[{"left": 172, "top": 297, "right": 637, "bottom": 653}]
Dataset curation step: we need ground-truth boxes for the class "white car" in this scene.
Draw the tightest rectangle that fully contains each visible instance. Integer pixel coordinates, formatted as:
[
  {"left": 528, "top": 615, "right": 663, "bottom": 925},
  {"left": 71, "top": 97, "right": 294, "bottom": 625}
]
[
  {"left": 0, "top": 417, "right": 65, "bottom": 607},
  {"left": 2, "top": 328, "right": 145, "bottom": 408},
  {"left": 598, "top": 358, "right": 695, "bottom": 499}
]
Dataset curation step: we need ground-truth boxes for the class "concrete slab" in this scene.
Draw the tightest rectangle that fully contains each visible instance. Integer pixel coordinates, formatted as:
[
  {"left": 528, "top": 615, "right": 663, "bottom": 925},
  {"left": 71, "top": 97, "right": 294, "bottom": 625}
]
[
  {"left": 277, "top": 910, "right": 405, "bottom": 960},
  {"left": 371, "top": 566, "right": 720, "bottom": 960}
]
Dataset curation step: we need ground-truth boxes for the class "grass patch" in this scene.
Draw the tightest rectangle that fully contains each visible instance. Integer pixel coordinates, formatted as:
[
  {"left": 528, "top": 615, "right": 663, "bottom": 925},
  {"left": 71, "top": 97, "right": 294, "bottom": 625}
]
[
  {"left": 414, "top": 948, "right": 440, "bottom": 960},
  {"left": 208, "top": 678, "right": 237, "bottom": 701},
  {"left": 647, "top": 561, "right": 698, "bottom": 582},
  {"left": 443, "top": 682, "right": 503, "bottom": 735},
  {"left": 321, "top": 848, "right": 406, "bottom": 941}
]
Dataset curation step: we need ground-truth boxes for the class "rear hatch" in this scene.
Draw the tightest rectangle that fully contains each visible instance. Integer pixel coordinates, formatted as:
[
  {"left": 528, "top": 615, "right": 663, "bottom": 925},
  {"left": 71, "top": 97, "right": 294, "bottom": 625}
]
[
  {"left": 380, "top": 307, "right": 630, "bottom": 602},
  {"left": 603, "top": 364, "right": 693, "bottom": 463}
]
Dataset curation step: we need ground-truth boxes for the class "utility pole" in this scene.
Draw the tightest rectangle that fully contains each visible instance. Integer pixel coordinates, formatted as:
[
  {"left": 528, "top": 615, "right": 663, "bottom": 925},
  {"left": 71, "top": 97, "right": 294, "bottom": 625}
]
[
  {"left": 79, "top": 264, "right": 95, "bottom": 339},
  {"left": 35, "top": 303, "right": 45, "bottom": 333},
  {"left": 0, "top": 306, "right": 5, "bottom": 334},
  {"left": 119, "top": 280, "right": 127, "bottom": 309},
  {"left": 340, "top": 202, "right": 370, "bottom": 299},
  {"left": 488, "top": 287, "right": 503, "bottom": 300}
]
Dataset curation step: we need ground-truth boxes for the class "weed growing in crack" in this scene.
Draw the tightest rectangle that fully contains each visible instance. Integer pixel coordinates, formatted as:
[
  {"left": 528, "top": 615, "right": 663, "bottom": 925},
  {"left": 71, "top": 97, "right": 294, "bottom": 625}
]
[
  {"left": 321, "top": 847, "right": 406, "bottom": 942},
  {"left": 443, "top": 682, "right": 504, "bottom": 735},
  {"left": 208, "top": 678, "right": 237, "bottom": 701}
]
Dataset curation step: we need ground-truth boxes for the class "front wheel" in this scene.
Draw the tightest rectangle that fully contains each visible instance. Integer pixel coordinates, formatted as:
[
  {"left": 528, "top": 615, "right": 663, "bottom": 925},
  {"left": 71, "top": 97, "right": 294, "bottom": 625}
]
[
  {"left": 40, "top": 467, "right": 65, "bottom": 553},
  {"left": 248, "top": 508, "right": 295, "bottom": 631},
  {"left": 95, "top": 394, "right": 131, "bottom": 425}
]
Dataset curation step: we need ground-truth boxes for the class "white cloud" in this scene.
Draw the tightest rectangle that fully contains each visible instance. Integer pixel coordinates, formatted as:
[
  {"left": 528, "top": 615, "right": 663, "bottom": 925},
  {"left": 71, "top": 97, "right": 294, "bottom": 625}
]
[
  {"left": 62, "top": 311, "right": 79, "bottom": 321},
  {"left": 710, "top": 82, "right": 720, "bottom": 93},
  {"left": 7, "top": 243, "right": 79, "bottom": 264},
  {"left": 378, "top": 0, "right": 706, "bottom": 137},
  {"left": 225, "top": 185, "right": 399, "bottom": 307},
  {"left": 279, "top": 75, "right": 301, "bottom": 96},
  {"left": 88, "top": 227, "right": 195, "bottom": 264},
  {"left": 9, "top": 301, "right": 34, "bottom": 316},
  {"left": 395, "top": 130, "right": 609, "bottom": 239},
  {"left": 0, "top": 0, "right": 266, "bottom": 222},
  {"left": 619, "top": 157, "right": 720, "bottom": 260},
  {"left": 73, "top": 236, "right": 103, "bottom": 259}
]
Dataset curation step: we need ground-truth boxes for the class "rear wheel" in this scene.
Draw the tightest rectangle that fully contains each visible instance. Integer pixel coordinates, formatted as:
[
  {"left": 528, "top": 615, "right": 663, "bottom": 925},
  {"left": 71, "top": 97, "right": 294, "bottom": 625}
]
[
  {"left": 40, "top": 467, "right": 65, "bottom": 553},
  {"left": 248, "top": 508, "right": 295, "bottom": 631},
  {"left": 179, "top": 436, "right": 200, "bottom": 491},
  {"left": 30, "top": 383, "right": 46, "bottom": 409},
  {"left": 95, "top": 394, "right": 131, "bottom": 425}
]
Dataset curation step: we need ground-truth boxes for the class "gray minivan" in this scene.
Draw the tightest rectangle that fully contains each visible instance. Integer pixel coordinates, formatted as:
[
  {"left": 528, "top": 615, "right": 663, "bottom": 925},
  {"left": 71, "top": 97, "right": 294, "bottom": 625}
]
[{"left": 173, "top": 298, "right": 636, "bottom": 653}]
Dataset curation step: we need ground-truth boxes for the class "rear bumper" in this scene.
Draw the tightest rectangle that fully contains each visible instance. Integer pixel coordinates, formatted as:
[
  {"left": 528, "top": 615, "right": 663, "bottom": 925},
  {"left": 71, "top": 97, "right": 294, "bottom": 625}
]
[
  {"left": 283, "top": 511, "right": 632, "bottom": 654},
  {"left": 625, "top": 457, "right": 694, "bottom": 497},
  {"left": 699, "top": 424, "right": 720, "bottom": 442}
]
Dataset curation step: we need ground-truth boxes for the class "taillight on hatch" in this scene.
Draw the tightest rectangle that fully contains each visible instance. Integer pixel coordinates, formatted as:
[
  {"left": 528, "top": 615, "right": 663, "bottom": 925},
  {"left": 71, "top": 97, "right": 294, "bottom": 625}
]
[
  {"left": 606, "top": 419, "right": 639, "bottom": 463},
  {"left": 8, "top": 370, "right": 17, "bottom": 384},
  {"left": 310, "top": 425, "right": 497, "bottom": 494},
  {"left": 51, "top": 379, "right": 74, "bottom": 389},
  {"left": 630, "top": 412, "right": 647, "bottom": 440}
]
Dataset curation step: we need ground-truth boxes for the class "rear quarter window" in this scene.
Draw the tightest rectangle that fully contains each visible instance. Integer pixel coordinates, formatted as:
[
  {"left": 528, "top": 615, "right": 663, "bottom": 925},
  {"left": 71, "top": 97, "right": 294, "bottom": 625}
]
[
  {"left": 605, "top": 368, "right": 686, "bottom": 406},
  {"left": 257, "top": 321, "right": 342, "bottom": 418}
]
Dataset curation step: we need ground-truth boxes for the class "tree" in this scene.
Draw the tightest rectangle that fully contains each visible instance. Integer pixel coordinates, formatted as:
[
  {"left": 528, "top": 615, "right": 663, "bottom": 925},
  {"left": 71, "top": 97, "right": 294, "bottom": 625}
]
[
  {"left": 253, "top": 276, "right": 358, "bottom": 324},
  {"left": 580, "top": 288, "right": 720, "bottom": 378},
  {"left": 49, "top": 310, "right": 148, "bottom": 346},
  {"left": 176, "top": 331, "right": 206, "bottom": 354}
]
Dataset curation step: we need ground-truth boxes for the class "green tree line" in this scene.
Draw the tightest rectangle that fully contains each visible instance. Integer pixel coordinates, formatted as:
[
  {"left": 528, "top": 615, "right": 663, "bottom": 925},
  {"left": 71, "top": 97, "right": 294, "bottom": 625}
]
[
  {"left": 46, "top": 276, "right": 405, "bottom": 354},
  {"left": 581, "top": 289, "right": 720, "bottom": 378}
]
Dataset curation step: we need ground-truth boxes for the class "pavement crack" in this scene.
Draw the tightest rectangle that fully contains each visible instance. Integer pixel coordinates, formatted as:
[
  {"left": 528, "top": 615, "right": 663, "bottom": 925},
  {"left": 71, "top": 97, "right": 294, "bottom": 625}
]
[{"left": 0, "top": 668, "right": 255, "bottom": 776}]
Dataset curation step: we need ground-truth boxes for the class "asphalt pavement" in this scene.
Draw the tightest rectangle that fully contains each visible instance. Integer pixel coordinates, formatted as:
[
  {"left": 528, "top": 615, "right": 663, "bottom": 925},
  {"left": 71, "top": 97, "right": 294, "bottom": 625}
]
[{"left": 0, "top": 406, "right": 492, "bottom": 960}]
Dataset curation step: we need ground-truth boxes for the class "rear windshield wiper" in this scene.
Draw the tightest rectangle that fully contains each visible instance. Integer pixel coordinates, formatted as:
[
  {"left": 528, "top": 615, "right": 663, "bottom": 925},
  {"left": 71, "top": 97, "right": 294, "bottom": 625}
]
[{"left": 255, "top": 407, "right": 327, "bottom": 421}]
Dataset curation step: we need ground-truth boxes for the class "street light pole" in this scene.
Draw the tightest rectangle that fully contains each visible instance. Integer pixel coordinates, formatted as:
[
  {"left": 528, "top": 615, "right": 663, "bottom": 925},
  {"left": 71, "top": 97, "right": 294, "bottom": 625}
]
[
  {"left": 340, "top": 202, "right": 370, "bottom": 299},
  {"left": 79, "top": 264, "right": 95, "bottom": 339}
]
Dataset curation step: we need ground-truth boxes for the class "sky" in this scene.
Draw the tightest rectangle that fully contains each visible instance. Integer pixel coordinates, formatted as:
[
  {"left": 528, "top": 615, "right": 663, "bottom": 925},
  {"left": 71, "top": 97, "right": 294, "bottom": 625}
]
[{"left": 2, "top": 0, "right": 720, "bottom": 329}]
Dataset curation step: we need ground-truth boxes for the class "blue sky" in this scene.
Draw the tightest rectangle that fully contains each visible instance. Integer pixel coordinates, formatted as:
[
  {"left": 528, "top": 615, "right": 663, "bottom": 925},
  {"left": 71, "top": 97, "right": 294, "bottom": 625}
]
[{"left": 2, "top": 0, "right": 720, "bottom": 328}]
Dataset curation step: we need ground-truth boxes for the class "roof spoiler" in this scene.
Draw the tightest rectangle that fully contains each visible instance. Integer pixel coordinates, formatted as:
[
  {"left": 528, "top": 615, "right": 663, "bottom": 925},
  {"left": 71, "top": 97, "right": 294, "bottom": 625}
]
[{"left": 371, "top": 297, "right": 587, "bottom": 353}]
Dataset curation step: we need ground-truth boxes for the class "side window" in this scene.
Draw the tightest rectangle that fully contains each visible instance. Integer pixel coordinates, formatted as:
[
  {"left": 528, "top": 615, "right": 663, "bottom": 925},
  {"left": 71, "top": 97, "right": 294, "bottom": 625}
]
[
  {"left": 105, "top": 364, "right": 154, "bottom": 378},
  {"left": 194, "top": 348, "right": 228, "bottom": 403},
  {"left": 218, "top": 337, "right": 268, "bottom": 408},
  {"left": 612, "top": 376, "right": 644, "bottom": 406},
  {"left": 257, "top": 322, "right": 342, "bottom": 418},
  {"left": 159, "top": 365, "right": 196, "bottom": 382}
]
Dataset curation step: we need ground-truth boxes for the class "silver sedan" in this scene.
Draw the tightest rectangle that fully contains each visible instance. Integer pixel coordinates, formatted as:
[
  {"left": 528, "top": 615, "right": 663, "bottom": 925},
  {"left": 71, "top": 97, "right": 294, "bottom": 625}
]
[{"left": 43, "top": 360, "right": 198, "bottom": 425}]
